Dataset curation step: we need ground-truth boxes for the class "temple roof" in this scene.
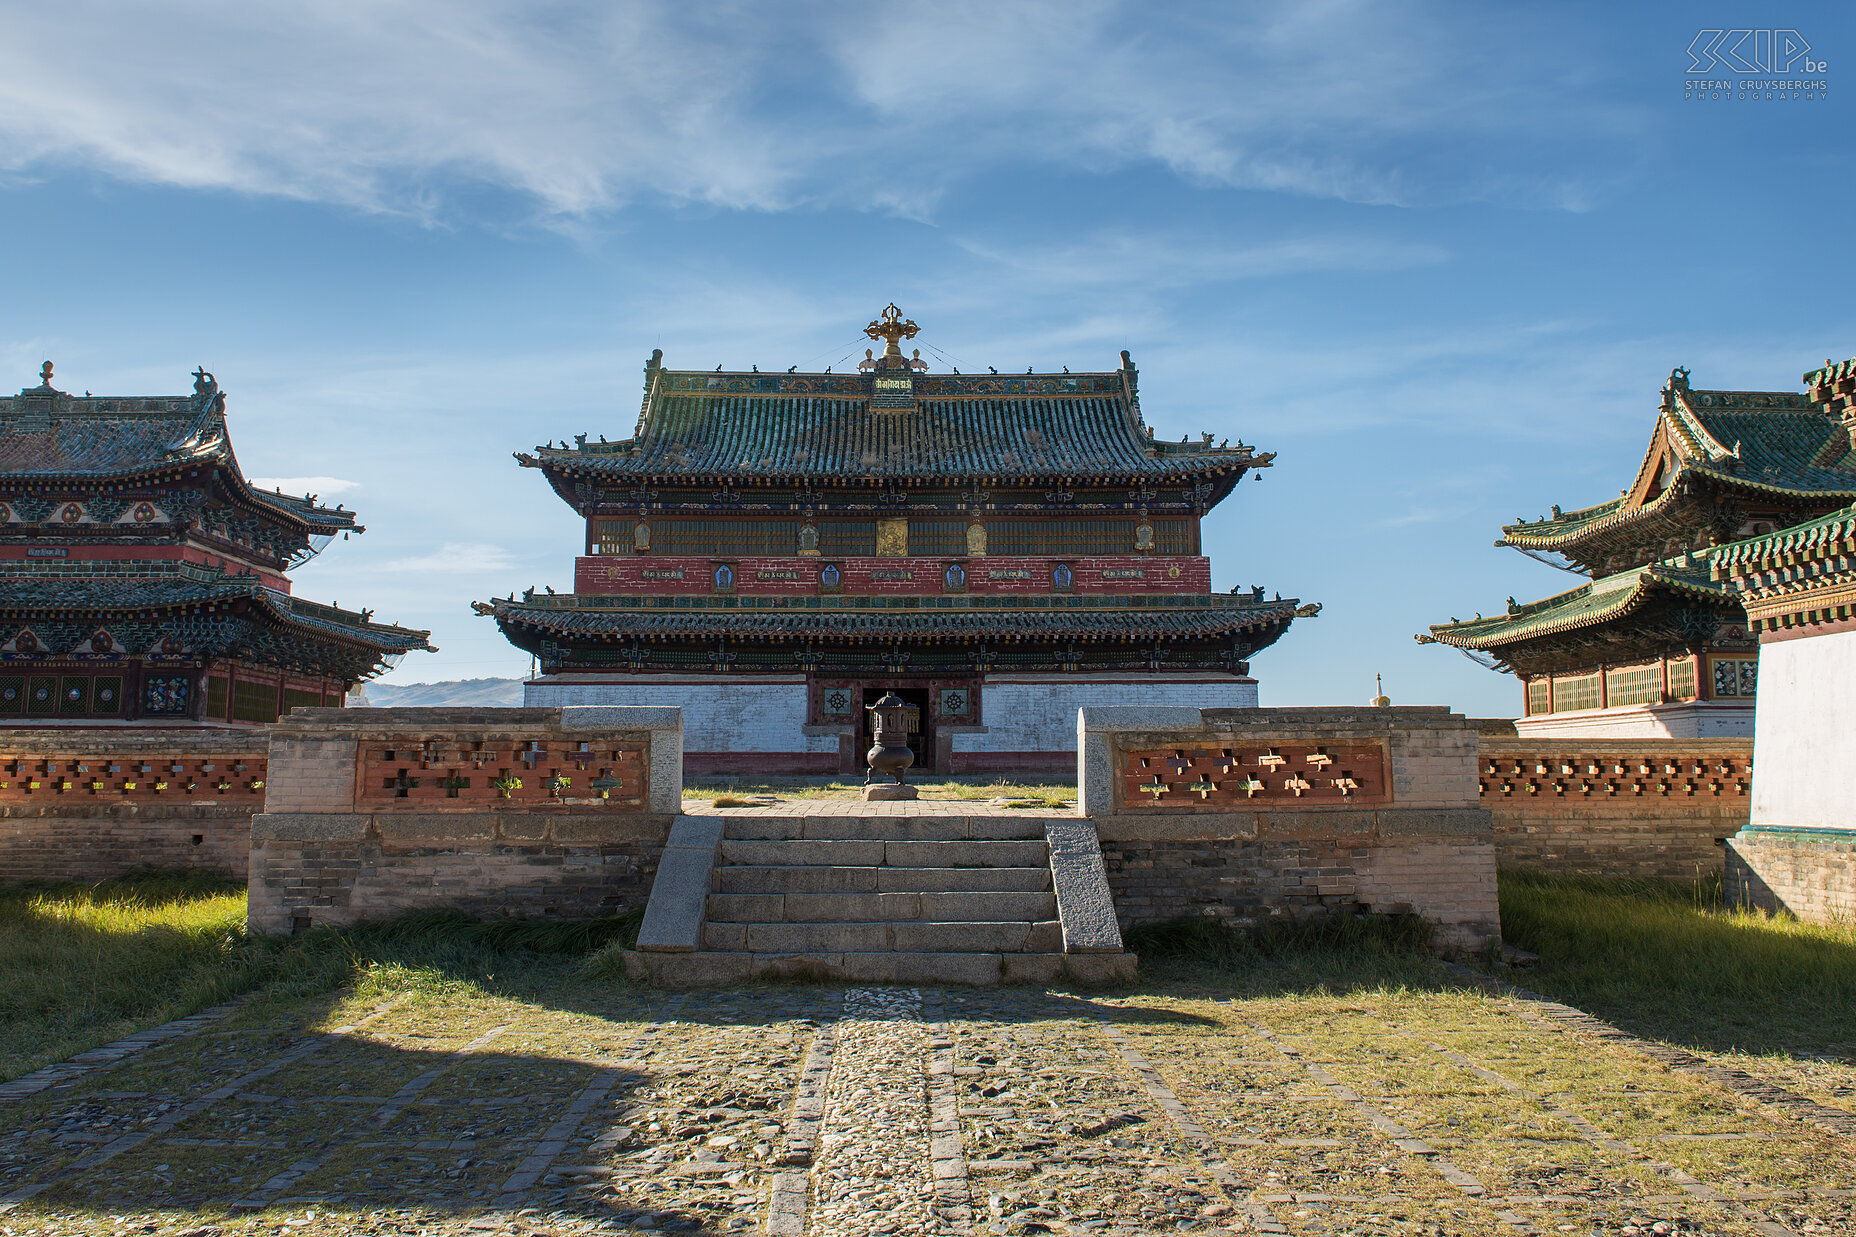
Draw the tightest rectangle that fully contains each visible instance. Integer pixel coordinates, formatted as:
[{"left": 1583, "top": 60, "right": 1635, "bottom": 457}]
[
  {"left": 1706, "top": 501, "right": 1856, "bottom": 632},
  {"left": 474, "top": 592, "right": 1302, "bottom": 645},
  {"left": 1498, "top": 370, "right": 1856, "bottom": 572},
  {"left": 0, "top": 562, "right": 433, "bottom": 655},
  {"left": 2, "top": 365, "right": 360, "bottom": 535},
  {"left": 521, "top": 345, "right": 1268, "bottom": 497},
  {"left": 1420, "top": 557, "right": 1734, "bottom": 655},
  {"left": 1709, "top": 501, "right": 1856, "bottom": 572}
]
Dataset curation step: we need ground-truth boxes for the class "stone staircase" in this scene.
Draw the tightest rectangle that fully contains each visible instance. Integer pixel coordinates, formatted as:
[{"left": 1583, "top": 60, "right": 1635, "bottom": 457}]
[{"left": 624, "top": 810, "right": 1135, "bottom": 986}]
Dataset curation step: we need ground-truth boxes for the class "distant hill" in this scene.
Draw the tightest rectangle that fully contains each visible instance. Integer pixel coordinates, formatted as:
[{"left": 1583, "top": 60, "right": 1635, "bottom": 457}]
[{"left": 352, "top": 677, "right": 526, "bottom": 707}]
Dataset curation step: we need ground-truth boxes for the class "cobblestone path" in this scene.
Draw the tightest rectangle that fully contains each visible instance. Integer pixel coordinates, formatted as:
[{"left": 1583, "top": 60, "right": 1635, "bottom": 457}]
[{"left": 1, "top": 979, "right": 1850, "bottom": 1236}]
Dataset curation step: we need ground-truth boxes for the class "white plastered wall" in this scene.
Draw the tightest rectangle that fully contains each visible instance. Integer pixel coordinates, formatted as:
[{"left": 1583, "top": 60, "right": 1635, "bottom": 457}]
[
  {"left": 1749, "top": 629, "right": 1856, "bottom": 830},
  {"left": 957, "top": 677, "right": 1260, "bottom": 753},
  {"left": 524, "top": 679, "right": 831, "bottom": 753}
]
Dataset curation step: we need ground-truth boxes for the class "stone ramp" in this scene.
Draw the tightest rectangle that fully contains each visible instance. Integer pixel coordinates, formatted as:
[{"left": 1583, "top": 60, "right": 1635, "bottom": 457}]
[{"left": 624, "top": 806, "right": 1134, "bottom": 985}]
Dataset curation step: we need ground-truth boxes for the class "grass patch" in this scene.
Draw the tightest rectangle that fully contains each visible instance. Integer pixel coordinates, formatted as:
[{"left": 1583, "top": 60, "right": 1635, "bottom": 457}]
[
  {"left": 1124, "top": 910, "right": 1437, "bottom": 993},
  {"left": 0, "top": 871, "right": 261, "bottom": 1082},
  {"left": 1498, "top": 869, "right": 1856, "bottom": 1057},
  {"left": 0, "top": 871, "right": 642, "bottom": 1083}
]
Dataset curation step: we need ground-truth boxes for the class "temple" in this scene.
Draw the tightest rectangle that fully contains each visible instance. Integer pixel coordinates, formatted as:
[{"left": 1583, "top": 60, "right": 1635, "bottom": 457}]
[
  {"left": 476, "top": 307, "right": 1311, "bottom": 773},
  {"left": 0, "top": 363, "right": 433, "bottom": 725},
  {"left": 1421, "top": 364, "right": 1856, "bottom": 737}
]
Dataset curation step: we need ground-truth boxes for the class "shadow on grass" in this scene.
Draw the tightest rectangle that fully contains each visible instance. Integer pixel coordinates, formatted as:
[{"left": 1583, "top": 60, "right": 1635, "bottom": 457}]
[{"left": 1497, "top": 869, "right": 1856, "bottom": 1059}]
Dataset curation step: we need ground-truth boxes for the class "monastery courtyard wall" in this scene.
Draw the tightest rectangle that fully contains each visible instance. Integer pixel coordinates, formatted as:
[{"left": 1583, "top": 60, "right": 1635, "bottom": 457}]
[
  {"left": 0, "top": 729, "right": 267, "bottom": 886},
  {"left": 0, "top": 712, "right": 1756, "bottom": 895}
]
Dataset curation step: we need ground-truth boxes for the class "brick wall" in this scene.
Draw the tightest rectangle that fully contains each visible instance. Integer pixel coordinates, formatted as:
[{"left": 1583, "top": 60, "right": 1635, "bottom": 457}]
[
  {"left": 250, "top": 706, "right": 682, "bottom": 931},
  {"left": 1479, "top": 739, "right": 1752, "bottom": 878},
  {"left": 248, "top": 812, "right": 671, "bottom": 933},
  {"left": 1726, "top": 827, "right": 1856, "bottom": 924},
  {"left": 1095, "top": 812, "right": 1499, "bottom": 953},
  {"left": 1079, "top": 707, "right": 1501, "bottom": 952},
  {"left": 0, "top": 730, "right": 267, "bottom": 885}
]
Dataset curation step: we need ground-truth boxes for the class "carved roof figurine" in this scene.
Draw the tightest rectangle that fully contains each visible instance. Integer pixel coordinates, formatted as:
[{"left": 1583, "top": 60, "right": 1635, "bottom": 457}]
[
  {"left": 857, "top": 349, "right": 877, "bottom": 372},
  {"left": 909, "top": 349, "right": 929, "bottom": 372}
]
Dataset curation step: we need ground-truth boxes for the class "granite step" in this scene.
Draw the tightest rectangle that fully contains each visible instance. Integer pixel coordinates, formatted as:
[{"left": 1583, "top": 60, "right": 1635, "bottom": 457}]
[
  {"left": 705, "top": 890, "right": 1059, "bottom": 924},
  {"left": 720, "top": 816, "right": 1049, "bottom": 842},
  {"left": 623, "top": 949, "right": 1138, "bottom": 987},
  {"left": 713, "top": 864, "right": 1054, "bottom": 895},
  {"left": 718, "top": 837, "right": 1049, "bottom": 868},
  {"left": 702, "top": 920, "right": 1065, "bottom": 955}
]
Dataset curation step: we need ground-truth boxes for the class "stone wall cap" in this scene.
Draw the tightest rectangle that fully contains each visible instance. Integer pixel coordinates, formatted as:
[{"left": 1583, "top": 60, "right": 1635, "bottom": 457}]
[
  {"left": 1080, "top": 705, "right": 1468, "bottom": 735},
  {"left": 559, "top": 705, "right": 682, "bottom": 732},
  {"left": 251, "top": 812, "right": 371, "bottom": 841},
  {"left": 1077, "top": 706, "right": 1205, "bottom": 732}
]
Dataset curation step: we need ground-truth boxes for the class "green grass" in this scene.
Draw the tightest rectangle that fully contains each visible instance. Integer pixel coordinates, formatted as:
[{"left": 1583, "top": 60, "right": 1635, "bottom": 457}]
[
  {"left": 1498, "top": 869, "right": 1856, "bottom": 1057},
  {"left": 0, "top": 871, "right": 264, "bottom": 1082},
  {"left": 1123, "top": 910, "right": 1439, "bottom": 994},
  {"left": 0, "top": 871, "right": 642, "bottom": 1084}
]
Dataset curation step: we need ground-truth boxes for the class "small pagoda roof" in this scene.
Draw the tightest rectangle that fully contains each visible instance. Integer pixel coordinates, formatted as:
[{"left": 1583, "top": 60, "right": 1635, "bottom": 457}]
[
  {"left": 521, "top": 348, "right": 1267, "bottom": 496},
  {"left": 1705, "top": 500, "right": 1856, "bottom": 632},
  {"left": 0, "top": 563, "right": 433, "bottom": 656},
  {"left": 473, "top": 592, "right": 1302, "bottom": 645},
  {"left": 1709, "top": 501, "right": 1856, "bottom": 573},
  {"left": 1498, "top": 370, "right": 1856, "bottom": 568},
  {"left": 1420, "top": 557, "right": 1733, "bottom": 654},
  {"left": 1, "top": 365, "right": 360, "bottom": 535}
]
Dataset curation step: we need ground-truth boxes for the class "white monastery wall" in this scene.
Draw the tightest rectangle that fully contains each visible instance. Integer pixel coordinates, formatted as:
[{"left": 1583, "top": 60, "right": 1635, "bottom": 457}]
[
  {"left": 957, "top": 676, "right": 1259, "bottom": 753},
  {"left": 524, "top": 678, "right": 826, "bottom": 753},
  {"left": 1513, "top": 702, "right": 1754, "bottom": 740},
  {"left": 1749, "top": 630, "right": 1856, "bottom": 831}
]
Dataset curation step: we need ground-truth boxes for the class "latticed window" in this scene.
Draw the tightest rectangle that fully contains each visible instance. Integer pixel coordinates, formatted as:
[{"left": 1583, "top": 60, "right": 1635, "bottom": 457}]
[
  {"left": 232, "top": 679, "right": 279, "bottom": 724},
  {"left": 282, "top": 688, "right": 323, "bottom": 716},
  {"left": 1551, "top": 673, "right": 1600, "bottom": 713},
  {"left": 983, "top": 519, "right": 1131, "bottom": 556},
  {"left": 591, "top": 519, "right": 629, "bottom": 554},
  {"left": 1666, "top": 658, "right": 1697, "bottom": 700},
  {"left": 818, "top": 520, "right": 875, "bottom": 557},
  {"left": 1604, "top": 663, "right": 1663, "bottom": 708},
  {"left": 1152, "top": 519, "right": 1190, "bottom": 554},
  {"left": 908, "top": 519, "right": 967, "bottom": 557},
  {"left": 1525, "top": 678, "right": 1549, "bottom": 716},
  {"left": 655, "top": 519, "right": 799, "bottom": 557}
]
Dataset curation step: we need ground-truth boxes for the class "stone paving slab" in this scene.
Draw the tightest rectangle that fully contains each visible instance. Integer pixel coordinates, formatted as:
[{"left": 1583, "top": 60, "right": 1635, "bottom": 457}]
[{"left": 0, "top": 972, "right": 1849, "bottom": 1237}]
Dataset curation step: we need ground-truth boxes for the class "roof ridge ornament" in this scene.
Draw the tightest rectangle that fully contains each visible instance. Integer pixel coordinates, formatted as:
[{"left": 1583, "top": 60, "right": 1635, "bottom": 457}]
[
  {"left": 864, "top": 303, "right": 920, "bottom": 370},
  {"left": 36, "top": 361, "right": 54, "bottom": 390}
]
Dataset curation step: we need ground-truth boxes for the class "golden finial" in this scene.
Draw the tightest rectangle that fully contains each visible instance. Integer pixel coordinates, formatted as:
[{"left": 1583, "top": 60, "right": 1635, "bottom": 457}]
[
  {"left": 1371, "top": 674, "right": 1391, "bottom": 707},
  {"left": 864, "top": 303, "right": 920, "bottom": 361}
]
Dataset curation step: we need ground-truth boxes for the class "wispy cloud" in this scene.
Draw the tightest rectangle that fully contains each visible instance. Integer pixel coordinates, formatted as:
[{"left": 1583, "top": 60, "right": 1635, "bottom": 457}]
[
  {"left": 246, "top": 475, "right": 360, "bottom": 496},
  {"left": 954, "top": 231, "right": 1448, "bottom": 291},
  {"left": 378, "top": 542, "right": 517, "bottom": 574},
  {"left": 0, "top": 1, "right": 1638, "bottom": 220}
]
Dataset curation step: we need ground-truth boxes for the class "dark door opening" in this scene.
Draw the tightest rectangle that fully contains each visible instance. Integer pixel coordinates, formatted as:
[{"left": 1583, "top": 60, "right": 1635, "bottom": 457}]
[{"left": 865, "top": 685, "right": 933, "bottom": 772}]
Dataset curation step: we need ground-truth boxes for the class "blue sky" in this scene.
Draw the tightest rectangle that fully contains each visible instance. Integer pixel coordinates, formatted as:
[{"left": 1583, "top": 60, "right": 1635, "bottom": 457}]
[{"left": 0, "top": 1, "right": 1848, "bottom": 715}]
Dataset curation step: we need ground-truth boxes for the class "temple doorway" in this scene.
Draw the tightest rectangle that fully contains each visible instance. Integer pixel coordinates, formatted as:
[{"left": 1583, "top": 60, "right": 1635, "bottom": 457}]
[{"left": 864, "top": 685, "right": 933, "bottom": 772}]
